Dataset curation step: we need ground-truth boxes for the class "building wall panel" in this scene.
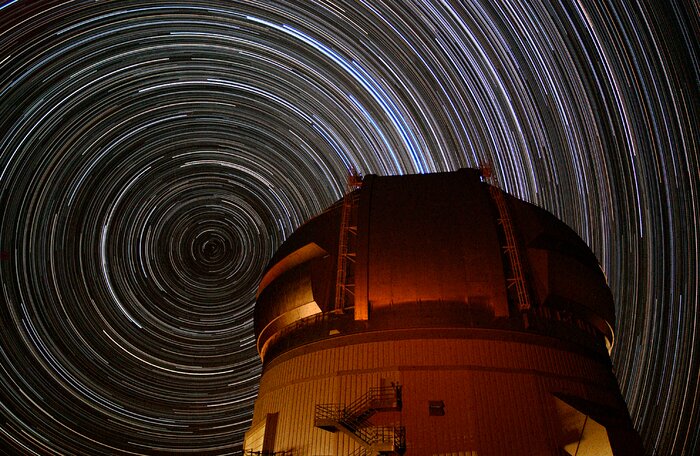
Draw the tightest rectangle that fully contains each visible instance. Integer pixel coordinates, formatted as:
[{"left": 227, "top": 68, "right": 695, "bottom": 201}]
[{"left": 249, "top": 335, "right": 629, "bottom": 455}]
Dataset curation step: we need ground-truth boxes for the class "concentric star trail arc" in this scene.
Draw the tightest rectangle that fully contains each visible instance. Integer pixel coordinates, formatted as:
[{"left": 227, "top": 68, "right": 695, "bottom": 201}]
[{"left": 0, "top": 1, "right": 697, "bottom": 455}]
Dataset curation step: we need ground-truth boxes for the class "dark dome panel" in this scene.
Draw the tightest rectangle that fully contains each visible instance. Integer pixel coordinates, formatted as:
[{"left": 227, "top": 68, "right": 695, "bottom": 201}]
[
  {"left": 355, "top": 170, "right": 509, "bottom": 318},
  {"left": 254, "top": 169, "right": 617, "bottom": 361}
]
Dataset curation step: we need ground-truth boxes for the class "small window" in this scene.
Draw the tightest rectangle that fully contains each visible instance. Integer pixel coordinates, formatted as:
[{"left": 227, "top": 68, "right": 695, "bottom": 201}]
[{"left": 428, "top": 400, "right": 445, "bottom": 416}]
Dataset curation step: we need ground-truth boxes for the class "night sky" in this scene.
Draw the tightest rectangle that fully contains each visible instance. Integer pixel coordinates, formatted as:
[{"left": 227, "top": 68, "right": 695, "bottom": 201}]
[{"left": 0, "top": 1, "right": 697, "bottom": 455}]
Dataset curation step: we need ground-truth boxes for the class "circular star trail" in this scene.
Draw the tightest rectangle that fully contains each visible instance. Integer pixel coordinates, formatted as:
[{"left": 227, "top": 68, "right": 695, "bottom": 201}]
[{"left": 0, "top": 1, "right": 697, "bottom": 455}]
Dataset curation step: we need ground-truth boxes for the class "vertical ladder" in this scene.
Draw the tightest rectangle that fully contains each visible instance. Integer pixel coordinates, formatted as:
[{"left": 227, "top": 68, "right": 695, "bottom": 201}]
[
  {"left": 481, "top": 165, "right": 531, "bottom": 312},
  {"left": 334, "top": 169, "right": 363, "bottom": 314}
]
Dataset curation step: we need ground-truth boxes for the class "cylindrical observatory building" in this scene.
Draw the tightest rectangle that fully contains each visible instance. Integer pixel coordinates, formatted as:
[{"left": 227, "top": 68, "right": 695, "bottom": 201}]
[{"left": 243, "top": 169, "right": 643, "bottom": 455}]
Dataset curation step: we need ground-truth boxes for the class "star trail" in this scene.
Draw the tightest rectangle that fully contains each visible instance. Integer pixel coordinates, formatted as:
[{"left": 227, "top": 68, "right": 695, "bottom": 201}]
[{"left": 0, "top": 1, "right": 697, "bottom": 455}]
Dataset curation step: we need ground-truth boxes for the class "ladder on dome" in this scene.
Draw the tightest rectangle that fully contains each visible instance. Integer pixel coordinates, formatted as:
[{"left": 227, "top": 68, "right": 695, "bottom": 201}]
[
  {"left": 481, "top": 164, "right": 531, "bottom": 314},
  {"left": 334, "top": 169, "right": 363, "bottom": 314}
]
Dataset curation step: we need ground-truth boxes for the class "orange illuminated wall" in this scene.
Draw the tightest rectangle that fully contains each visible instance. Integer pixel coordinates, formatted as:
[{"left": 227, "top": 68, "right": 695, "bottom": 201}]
[{"left": 244, "top": 169, "right": 643, "bottom": 455}]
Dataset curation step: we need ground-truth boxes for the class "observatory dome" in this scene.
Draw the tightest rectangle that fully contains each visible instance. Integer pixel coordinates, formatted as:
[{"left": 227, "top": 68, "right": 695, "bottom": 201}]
[
  {"left": 255, "top": 168, "right": 614, "bottom": 363},
  {"left": 245, "top": 168, "right": 642, "bottom": 455}
]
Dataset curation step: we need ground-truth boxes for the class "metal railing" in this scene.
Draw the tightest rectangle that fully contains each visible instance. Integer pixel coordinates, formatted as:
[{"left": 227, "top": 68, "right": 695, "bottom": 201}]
[
  {"left": 346, "top": 447, "right": 368, "bottom": 456},
  {"left": 371, "top": 426, "right": 405, "bottom": 445},
  {"left": 315, "top": 385, "right": 401, "bottom": 427},
  {"left": 314, "top": 403, "right": 345, "bottom": 422},
  {"left": 314, "top": 385, "right": 404, "bottom": 452},
  {"left": 242, "top": 451, "right": 294, "bottom": 456}
]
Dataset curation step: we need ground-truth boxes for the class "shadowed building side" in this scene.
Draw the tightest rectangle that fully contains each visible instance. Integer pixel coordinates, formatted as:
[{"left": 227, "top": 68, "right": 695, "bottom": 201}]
[{"left": 244, "top": 169, "right": 643, "bottom": 455}]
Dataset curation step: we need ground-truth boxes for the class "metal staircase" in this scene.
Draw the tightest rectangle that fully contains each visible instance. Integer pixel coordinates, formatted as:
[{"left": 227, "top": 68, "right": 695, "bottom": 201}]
[
  {"left": 346, "top": 447, "right": 369, "bottom": 456},
  {"left": 315, "top": 385, "right": 405, "bottom": 455},
  {"left": 242, "top": 451, "right": 293, "bottom": 456}
]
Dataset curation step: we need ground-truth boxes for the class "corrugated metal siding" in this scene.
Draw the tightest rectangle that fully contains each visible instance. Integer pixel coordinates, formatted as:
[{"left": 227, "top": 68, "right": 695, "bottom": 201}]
[{"left": 249, "top": 336, "right": 624, "bottom": 455}]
